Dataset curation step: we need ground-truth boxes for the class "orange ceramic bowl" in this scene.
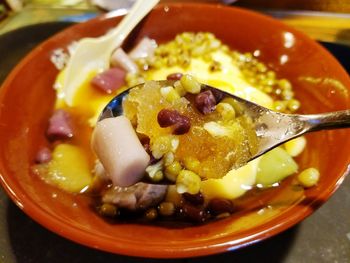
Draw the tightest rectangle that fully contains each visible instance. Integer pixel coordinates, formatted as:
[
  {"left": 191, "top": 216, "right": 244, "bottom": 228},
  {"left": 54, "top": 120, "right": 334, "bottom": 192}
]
[{"left": 0, "top": 3, "right": 350, "bottom": 258}]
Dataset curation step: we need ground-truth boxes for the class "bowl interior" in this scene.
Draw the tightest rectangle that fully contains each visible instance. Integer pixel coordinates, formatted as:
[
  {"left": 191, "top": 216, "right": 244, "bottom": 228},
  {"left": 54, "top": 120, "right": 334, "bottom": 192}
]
[{"left": 0, "top": 3, "right": 350, "bottom": 258}]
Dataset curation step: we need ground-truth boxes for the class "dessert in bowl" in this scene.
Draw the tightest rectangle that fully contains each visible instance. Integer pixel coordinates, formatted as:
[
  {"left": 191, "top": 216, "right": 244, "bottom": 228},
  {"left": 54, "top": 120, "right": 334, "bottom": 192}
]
[{"left": 0, "top": 3, "right": 350, "bottom": 258}]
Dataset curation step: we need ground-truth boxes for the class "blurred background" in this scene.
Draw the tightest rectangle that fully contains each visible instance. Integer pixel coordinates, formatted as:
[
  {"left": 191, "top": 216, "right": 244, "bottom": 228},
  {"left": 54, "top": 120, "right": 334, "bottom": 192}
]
[
  {"left": 168, "top": 0, "right": 350, "bottom": 12},
  {"left": 0, "top": 0, "right": 350, "bottom": 45},
  {"left": 1, "top": 0, "right": 350, "bottom": 12}
]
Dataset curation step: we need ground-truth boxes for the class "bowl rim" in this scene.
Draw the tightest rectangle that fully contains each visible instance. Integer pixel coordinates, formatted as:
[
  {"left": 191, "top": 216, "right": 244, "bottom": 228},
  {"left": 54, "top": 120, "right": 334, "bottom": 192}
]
[{"left": 1, "top": 2, "right": 350, "bottom": 258}]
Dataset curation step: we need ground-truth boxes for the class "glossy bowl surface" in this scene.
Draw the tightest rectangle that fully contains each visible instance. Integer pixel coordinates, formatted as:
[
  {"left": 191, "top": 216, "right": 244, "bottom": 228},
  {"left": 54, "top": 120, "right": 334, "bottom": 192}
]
[{"left": 0, "top": 3, "right": 350, "bottom": 258}]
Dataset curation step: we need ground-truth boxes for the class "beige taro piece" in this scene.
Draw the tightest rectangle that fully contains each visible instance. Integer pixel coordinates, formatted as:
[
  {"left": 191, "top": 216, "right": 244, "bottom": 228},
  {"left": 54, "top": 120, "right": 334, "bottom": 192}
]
[{"left": 92, "top": 116, "right": 150, "bottom": 187}]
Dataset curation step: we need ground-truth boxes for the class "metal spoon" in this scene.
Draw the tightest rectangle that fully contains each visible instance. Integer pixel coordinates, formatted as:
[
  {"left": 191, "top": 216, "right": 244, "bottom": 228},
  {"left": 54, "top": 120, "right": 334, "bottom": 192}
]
[
  {"left": 99, "top": 80, "right": 350, "bottom": 164},
  {"left": 62, "top": 0, "right": 159, "bottom": 106}
]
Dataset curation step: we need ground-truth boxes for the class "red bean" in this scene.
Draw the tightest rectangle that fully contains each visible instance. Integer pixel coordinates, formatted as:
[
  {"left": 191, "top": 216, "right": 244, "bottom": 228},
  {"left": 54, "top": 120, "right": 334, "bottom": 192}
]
[
  {"left": 167, "top": 72, "right": 183, "bottom": 81},
  {"left": 157, "top": 109, "right": 180, "bottom": 127},
  {"left": 208, "top": 198, "right": 234, "bottom": 215},
  {"left": 182, "top": 192, "right": 204, "bottom": 206},
  {"left": 157, "top": 109, "right": 191, "bottom": 135},
  {"left": 173, "top": 116, "right": 191, "bottom": 135},
  {"left": 182, "top": 203, "right": 207, "bottom": 223},
  {"left": 194, "top": 90, "right": 217, "bottom": 114},
  {"left": 210, "top": 88, "right": 224, "bottom": 103}
]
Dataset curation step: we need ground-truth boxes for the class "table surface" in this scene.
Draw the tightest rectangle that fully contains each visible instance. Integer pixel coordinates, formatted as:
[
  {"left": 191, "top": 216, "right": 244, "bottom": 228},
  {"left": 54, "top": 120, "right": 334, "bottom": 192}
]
[{"left": 1, "top": 9, "right": 350, "bottom": 263}]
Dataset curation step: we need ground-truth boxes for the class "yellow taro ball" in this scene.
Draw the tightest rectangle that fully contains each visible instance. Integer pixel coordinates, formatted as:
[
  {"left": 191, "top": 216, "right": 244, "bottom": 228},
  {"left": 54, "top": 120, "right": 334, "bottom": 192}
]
[{"left": 46, "top": 144, "right": 92, "bottom": 193}]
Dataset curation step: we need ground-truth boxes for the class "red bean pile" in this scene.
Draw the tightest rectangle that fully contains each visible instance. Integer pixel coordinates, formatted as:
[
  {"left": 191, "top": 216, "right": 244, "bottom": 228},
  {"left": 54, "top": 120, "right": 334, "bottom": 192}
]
[{"left": 157, "top": 109, "right": 191, "bottom": 135}]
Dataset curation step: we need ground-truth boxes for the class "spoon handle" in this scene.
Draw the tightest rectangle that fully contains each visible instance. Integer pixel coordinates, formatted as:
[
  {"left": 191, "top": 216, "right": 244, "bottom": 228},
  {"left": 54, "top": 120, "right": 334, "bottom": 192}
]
[
  {"left": 109, "top": 0, "right": 160, "bottom": 48},
  {"left": 250, "top": 109, "right": 350, "bottom": 160},
  {"left": 303, "top": 110, "right": 350, "bottom": 132}
]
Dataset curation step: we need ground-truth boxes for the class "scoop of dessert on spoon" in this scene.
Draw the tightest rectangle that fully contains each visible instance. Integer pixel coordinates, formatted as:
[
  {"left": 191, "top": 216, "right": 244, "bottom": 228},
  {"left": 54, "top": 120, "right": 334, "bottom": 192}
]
[
  {"left": 93, "top": 79, "right": 350, "bottom": 186},
  {"left": 99, "top": 80, "right": 350, "bottom": 157}
]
